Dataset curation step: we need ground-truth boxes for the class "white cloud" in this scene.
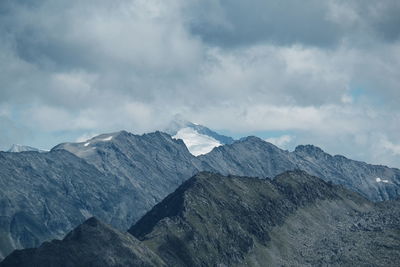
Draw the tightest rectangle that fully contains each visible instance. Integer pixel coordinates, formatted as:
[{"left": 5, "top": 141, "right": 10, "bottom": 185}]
[
  {"left": 76, "top": 133, "right": 99, "bottom": 143},
  {"left": 380, "top": 138, "right": 400, "bottom": 156},
  {"left": 265, "top": 135, "right": 293, "bottom": 149},
  {"left": 0, "top": 0, "right": 399, "bottom": 166}
]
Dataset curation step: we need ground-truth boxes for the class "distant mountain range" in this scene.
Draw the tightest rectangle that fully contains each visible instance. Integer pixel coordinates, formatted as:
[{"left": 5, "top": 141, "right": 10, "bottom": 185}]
[
  {"left": 0, "top": 121, "right": 399, "bottom": 263},
  {"left": 2, "top": 171, "right": 399, "bottom": 266}
]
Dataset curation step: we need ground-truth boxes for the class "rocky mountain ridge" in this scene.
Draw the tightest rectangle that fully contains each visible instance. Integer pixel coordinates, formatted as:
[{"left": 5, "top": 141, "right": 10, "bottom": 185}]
[
  {"left": 1, "top": 129, "right": 399, "bottom": 260},
  {"left": 200, "top": 136, "right": 400, "bottom": 201},
  {"left": 0, "top": 132, "right": 204, "bottom": 260},
  {"left": 0, "top": 217, "right": 165, "bottom": 267},
  {"left": 2, "top": 171, "right": 399, "bottom": 266}
]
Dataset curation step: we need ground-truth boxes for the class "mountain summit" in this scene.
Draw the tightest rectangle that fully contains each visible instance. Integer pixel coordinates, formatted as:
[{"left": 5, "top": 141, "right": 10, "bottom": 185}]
[
  {"left": 165, "top": 116, "right": 234, "bottom": 156},
  {"left": 6, "top": 144, "right": 45, "bottom": 153},
  {"left": 128, "top": 171, "right": 400, "bottom": 266}
]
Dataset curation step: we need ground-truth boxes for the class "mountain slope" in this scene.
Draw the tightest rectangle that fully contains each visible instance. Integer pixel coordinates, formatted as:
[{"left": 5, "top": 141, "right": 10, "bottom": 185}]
[
  {"left": 199, "top": 136, "right": 298, "bottom": 177},
  {"left": 0, "top": 131, "right": 206, "bottom": 260},
  {"left": 53, "top": 131, "right": 206, "bottom": 212},
  {"left": 4, "top": 171, "right": 399, "bottom": 266},
  {"left": 0, "top": 218, "right": 165, "bottom": 267},
  {"left": 129, "top": 171, "right": 400, "bottom": 266},
  {"left": 0, "top": 150, "right": 127, "bottom": 260},
  {"left": 200, "top": 137, "right": 400, "bottom": 201}
]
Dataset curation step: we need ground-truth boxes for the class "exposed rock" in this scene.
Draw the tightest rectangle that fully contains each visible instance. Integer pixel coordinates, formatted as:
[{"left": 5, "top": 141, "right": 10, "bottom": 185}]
[
  {"left": 3, "top": 171, "right": 399, "bottom": 266},
  {"left": 0, "top": 150, "right": 129, "bottom": 260},
  {"left": 0, "top": 217, "right": 165, "bottom": 267},
  {"left": 129, "top": 171, "right": 400, "bottom": 266},
  {"left": 0, "top": 131, "right": 205, "bottom": 260},
  {"left": 200, "top": 137, "right": 400, "bottom": 201}
]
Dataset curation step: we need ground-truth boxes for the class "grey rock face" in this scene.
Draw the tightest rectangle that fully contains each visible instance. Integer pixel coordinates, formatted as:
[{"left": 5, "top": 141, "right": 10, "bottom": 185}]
[
  {"left": 4, "top": 171, "right": 399, "bottom": 266},
  {"left": 200, "top": 136, "right": 298, "bottom": 178},
  {"left": 53, "top": 131, "right": 206, "bottom": 220},
  {"left": 129, "top": 171, "right": 400, "bottom": 266},
  {"left": 0, "top": 217, "right": 165, "bottom": 267},
  {"left": 200, "top": 137, "right": 400, "bottom": 201},
  {"left": 0, "top": 132, "right": 204, "bottom": 260},
  {"left": 0, "top": 150, "right": 130, "bottom": 260}
]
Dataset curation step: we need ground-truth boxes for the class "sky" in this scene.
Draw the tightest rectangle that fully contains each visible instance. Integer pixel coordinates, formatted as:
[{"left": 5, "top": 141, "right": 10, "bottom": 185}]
[{"left": 0, "top": 0, "right": 400, "bottom": 167}]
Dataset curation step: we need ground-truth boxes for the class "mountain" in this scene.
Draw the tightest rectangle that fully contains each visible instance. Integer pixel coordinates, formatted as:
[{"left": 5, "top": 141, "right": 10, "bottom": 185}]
[
  {"left": 129, "top": 171, "right": 400, "bottom": 266},
  {"left": 3, "top": 171, "right": 398, "bottom": 266},
  {"left": 6, "top": 144, "right": 45, "bottom": 153},
  {"left": 0, "top": 217, "right": 165, "bottom": 267},
  {"left": 200, "top": 137, "right": 400, "bottom": 201},
  {"left": 0, "top": 131, "right": 205, "bottom": 260},
  {"left": 165, "top": 116, "right": 234, "bottom": 156},
  {"left": 1, "top": 129, "right": 400, "bottom": 260},
  {"left": 53, "top": 131, "right": 206, "bottom": 215},
  {"left": 0, "top": 150, "right": 131, "bottom": 260}
]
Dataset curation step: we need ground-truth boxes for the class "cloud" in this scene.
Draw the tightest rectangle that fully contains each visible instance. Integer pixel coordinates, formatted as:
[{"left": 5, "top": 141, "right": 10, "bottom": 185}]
[
  {"left": 380, "top": 138, "right": 400, "bottom": 156},
  {"left": 265, "top": 135, "right": 293, "bottom": 149},
  {"left": 0, "top": 0, "right": 399, "bottom": 167},
  {"left": 187, "top": 0, "right": 400, "bottom": 47}
]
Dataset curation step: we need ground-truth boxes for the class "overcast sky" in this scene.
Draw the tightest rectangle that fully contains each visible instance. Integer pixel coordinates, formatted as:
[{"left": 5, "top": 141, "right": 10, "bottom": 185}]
[{"left": 1, "top": 0, "right": 400, "bottom": 167}]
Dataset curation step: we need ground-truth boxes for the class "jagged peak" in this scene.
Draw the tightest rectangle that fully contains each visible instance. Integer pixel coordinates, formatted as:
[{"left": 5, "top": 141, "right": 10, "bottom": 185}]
[
  {"left": 294, "top": 144, "right": 326, "bottom": 156},
  {"left": 239, "top": 135, "right": 264, "bottom": 142},
  {"left": 62, "top": 217, "right": 113, "bottom": 241},
  {"left": 130, "top": 170, "right": 343, "bottom": 240}
]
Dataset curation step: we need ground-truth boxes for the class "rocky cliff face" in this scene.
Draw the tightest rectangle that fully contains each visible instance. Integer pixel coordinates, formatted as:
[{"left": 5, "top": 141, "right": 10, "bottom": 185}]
[
  {"left": 0, "top": 132, "right": 204, "bottom": 260},
  {"left": 0, "top": 217, "right": 165, "bottom": 267},
  {"left": 200, "top": 137, "right": 400, "bottom": 201},
  {"left": 0, "top": 150, "right": 128, "bottom": 260},
  {"left": 129, "top": 171, "right": 400, "bottom": 266},
  {"left": 3, "top": 171, "right": 398, "bottom": 266},
  {"left": 53, "top": 131, "right": 205, "bottom": 205}
]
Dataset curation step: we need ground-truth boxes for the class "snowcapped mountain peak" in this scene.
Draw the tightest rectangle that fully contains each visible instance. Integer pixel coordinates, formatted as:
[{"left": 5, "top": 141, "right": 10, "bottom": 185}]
[
  {"left": 165, "top": 116, "right": 234, "bottom": 156},
  {"left": 173, "top": 127, "right": 222, "bottom": 156},
  {"left": 7, "top": 144, "right": 45, "bottom": 153}
]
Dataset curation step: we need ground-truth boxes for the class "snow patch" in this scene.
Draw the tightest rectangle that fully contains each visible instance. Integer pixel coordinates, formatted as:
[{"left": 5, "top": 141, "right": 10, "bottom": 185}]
[
  {"left": 376, "top": 177, "right": 390, "bottom": 183},
  {"left": 102, "top": 136, "right": 113, "bottom": 141},
  {"left": 173, "top": 127, "right": 221, "bottom": 156},
  {"left": 7, "top": 144, "right": 45, "bottom": 153}
]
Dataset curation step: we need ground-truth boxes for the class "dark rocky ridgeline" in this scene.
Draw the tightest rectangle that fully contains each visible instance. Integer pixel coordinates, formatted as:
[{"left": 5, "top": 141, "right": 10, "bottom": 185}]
[
  {"left": 200, "top": 137, "right": 400, "bottom": 201},
  {"left": 129, "top": 171, "right": 400, "bottom": 267},
  {"left": 2, "top": 171, "right": 399, "bottom": 266},
  {"left": 0, "top": 217, "right": 165, "bottom": 267},
  {"left": 0, "top": 131, "right": 206, "bottom": 260}
]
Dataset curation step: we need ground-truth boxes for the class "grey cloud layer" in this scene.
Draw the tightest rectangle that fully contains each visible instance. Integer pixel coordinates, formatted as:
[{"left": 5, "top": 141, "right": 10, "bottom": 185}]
[
  {"left": 188, "top": 0, "right": 400, "bottom": 47},
  {"left": 0, "top": 0, "right": 399, "bottom": 166}
]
